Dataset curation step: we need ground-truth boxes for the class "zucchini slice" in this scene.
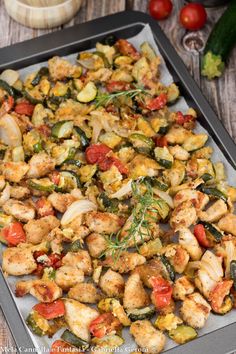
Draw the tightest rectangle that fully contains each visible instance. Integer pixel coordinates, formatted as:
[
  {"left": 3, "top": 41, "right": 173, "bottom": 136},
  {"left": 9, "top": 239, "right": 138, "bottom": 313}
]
[
  {"left": 52, "top": 120, "right": 74, "bottom": 139},
  {"left": 169, "top": 325, "right": 197, "bottom": 344},
  {"left": 91, "top": 334, "right": 124, "bottom": 348},
  {"left": 0, "top": 78, "right": 16, "bottom": 97},
  {"left": 167, "top": 83, "right": 180, "bottom": 105},
  {"left": 129, "top": 133, "right": 154, "bottom": 155},
  {"left": 28, "top": 178, "right": 55, "bottom": 192},
  {"left": 77, "top": 82, "right": 97, "bottom": 103},
  {"left": 114, "top": 55, "right": 133, "bottom": 67},
  {"left": 161, "top": 255, "right": 175, "bottom": 282},
  {"left": 31, "top": 67, "right": 49, "bottom": 86},
  {"left": 26, "top": 311, "right": 49, "bottom": 337},
  {"left": 126, "top": 306, "right": 155, "bottom": 321},
  {"left": 77, "top": 52, "right": 104, "bottom": 70},
  {"left": 56, "top": 170, "right": 81, "bottom": 192},
  {"left": 199, "top": 221, "right": 223, "bottom": 242},
  {"left": 211, "top": 295, "right": 233, "bottom": 315},
  {"left": 182, "top": 134, "right": 208, "bottom": 152},
  {"left": 140, "top": 41, "right": 156, "bottom": 61},
  {"left": 154, "top": 146, "right": 174, "bottom": 169},
  {"left": 61, "top": 329, "right": 89, "bottom": 350},
  {"left": 230, "top": 260, "right": 236, "bottom": 290},
  {"left": 197, "top": 184, "right": 228, "bottom": 203},
  {"left": 73, "top": 126, "right": 90, "bottom": 149}
]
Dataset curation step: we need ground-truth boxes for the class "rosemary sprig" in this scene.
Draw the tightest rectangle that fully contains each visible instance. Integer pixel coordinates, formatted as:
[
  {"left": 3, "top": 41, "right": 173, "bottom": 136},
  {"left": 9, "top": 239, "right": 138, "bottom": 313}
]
[
  {"left": 104, "top": 180, "right": 163, "bottom": 261},
  {"left": 95, "top": 86, "right": 150, "bottom": 108}
]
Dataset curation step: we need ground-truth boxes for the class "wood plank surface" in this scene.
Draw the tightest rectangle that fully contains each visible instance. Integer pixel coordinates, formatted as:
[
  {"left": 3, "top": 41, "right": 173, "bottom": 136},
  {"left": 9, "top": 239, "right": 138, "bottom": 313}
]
[{"left": 0, "top": 0, "right": 235, "bottom": 351}]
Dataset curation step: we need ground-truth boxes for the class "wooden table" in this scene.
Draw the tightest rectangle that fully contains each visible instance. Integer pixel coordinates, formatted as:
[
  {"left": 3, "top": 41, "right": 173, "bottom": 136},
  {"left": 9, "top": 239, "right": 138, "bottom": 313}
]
[{"left": 0, "top": 0, "right": 235, "bottom": 350}]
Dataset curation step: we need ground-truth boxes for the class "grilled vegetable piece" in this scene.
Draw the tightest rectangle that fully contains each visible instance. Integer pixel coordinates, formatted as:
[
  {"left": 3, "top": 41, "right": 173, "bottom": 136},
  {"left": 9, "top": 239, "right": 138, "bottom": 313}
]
[
  {"left": 73, "top": 126, "right": 90, "bottom": 149},
  {"left": 26, "top": 310, "right": 49, "bottom": 336},
  {"left": 51, "top": 120, "right": 73, "bottom": 139},
  {"left": 160, "top": 255, "right": 175, "bottom": 281},
  {"left": 230, "top": 260, "right": 236, "bottom": 290},
  {"left": 91, "top": 334, "right": 124, "bottom": 348},
  {"left": 197, "top": 184, "right": 228, "bottom": 203},
  {"left": 77, "top": 82, "right": 97, "bottom": 103},
  {"left": 31, "top": 67, "right": 49, "bottom": 86},
  {"left": 61, "top": 329, "right": 89, "bottom": 350},
  {"left": 56, "top": 170, "right": 81, "bottom": 192},
  {"left": 199, "top": 222, "right": 223, "bottom": 243},
  {"left": 129, "top": 133, "right": 154, "bottom": 155},
  {"left": 154, "top": 146, "right": 174, "bottom": 169},
  {"left": 169, "top": 325, "right": 197, "bottom": 344},
  {"left": 28, "top": 178, "right": 55, "bottom": 192},
  {"left": 201, "top": 0, "right": 236, "bottom": 79},
  {"left": 127, "top": 306, "right": 155, "bottom": 321}
]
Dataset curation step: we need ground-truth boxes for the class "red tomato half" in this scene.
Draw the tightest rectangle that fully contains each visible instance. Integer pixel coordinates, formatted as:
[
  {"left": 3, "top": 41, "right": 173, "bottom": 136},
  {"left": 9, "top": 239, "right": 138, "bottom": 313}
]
[
  {"left": 115, "top": 39, "right": 140, "bottom": 60},
  {"left": 149, "top": 0, "right": 173, "bottom": 20},
  {"left": 2, "top": 222, "right": 26, "bottom": 246},
  {"left": 179, "top": 3, "right": 207, "bottom": 31},
  {"left": 106, "top": 81, "right": 131, "bottom": 93},
  {"left": 89, "top": 312, "right": 121, "bottom": 338},
  {"left": 154, "top": 136, "right": 168, "bottom": 147},
  {"left": 150, "top": 276, "right": 173, "bottom": 309},
  {"left": 99, "top": 156, "right": 128, "bottom": 175},
  {"left": 33, "top": 299, "right": 65, "bottom": 320},
  {"left": 85, "top": 144, "right": 111, "bottom": 164},
  {"left": 15, "top": 101, "right": 35, "bottom": 116},
  {"left": 146, "top": 93, "right": 167, "bottom": 111},
  {"left": 194, "top": 224, "right": 211, "bottom": 248}
]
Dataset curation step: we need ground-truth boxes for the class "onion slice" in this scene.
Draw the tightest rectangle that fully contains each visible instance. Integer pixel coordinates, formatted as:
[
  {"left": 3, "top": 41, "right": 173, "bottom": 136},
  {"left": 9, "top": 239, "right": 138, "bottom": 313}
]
[
  {"left": 61, "top": 199, "right": 97, "bottom": 226},
  {"left": 111, "top": 180, "right": 132, "bottom": 199},
  {"left": 200, "top": 250, "right": 223, "bottom": 282},
  {"left": 153, "top": 188, "right": 174, "bottom": 208},
  {"left": 0, "top": 114, "right": 22, "bottom": 147}
]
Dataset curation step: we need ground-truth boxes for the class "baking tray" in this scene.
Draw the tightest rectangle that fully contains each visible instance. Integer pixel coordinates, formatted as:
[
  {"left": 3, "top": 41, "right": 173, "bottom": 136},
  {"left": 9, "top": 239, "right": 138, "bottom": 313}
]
[{"left": 0, "top": 10, "right": 235, "bottom": 354}]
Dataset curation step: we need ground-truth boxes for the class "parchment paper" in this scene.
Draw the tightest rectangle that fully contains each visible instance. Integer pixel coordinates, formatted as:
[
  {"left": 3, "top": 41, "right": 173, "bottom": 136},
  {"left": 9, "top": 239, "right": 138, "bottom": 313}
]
[{"left": 2, "top": 24, "right": 236, "bottom": 353}]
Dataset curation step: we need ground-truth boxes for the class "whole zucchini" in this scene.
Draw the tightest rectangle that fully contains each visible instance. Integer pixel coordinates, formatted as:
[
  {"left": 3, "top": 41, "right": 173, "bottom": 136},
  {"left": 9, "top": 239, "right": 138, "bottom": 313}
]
[{"left": 202, "top": 0, "right": 236, "bottom": 79}]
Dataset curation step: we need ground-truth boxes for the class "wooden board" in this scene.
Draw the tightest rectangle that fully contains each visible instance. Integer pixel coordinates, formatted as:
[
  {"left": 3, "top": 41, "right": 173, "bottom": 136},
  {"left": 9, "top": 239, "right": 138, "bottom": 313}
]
[{"left": 0, "top": 0, "right": 235, "bottom": 349}]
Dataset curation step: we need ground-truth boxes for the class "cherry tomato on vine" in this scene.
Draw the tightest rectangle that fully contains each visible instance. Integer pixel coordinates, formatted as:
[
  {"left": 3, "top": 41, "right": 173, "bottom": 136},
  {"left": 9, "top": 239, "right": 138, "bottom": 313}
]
[
  {"left": 149, "top": 0, "right": 173, "bottom": 21},
  {"left": 179, "top": 3, "right": 207, "bottom": 31}
]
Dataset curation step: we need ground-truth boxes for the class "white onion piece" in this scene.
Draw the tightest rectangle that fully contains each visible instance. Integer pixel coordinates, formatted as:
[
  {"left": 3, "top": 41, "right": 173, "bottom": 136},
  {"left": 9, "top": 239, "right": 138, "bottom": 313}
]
[
  {"left": 0, "top": 183, "right": 10, "bottom": 206},
  {"left": 0, "top": 69, "right": 19, "bottom": 86},
  {"left": 111, "top": 180, "right": 132, "bottom": 199},
  {"left": 200, "top": 250, "right": 223, "bottom": 281},
  {"left": 61, "top": 199, "right": 97, "bottom": 226},
  {"left": 0, "top": 114, "right": 22, "bottom": 147},
  {"left": 153, "top": 188, "right": 174, "bottom": 208}
]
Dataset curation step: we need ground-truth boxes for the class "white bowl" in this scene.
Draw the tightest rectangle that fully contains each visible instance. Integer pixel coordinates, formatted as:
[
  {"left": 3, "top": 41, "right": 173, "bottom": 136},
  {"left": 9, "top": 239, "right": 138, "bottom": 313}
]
[{"left": 4, "top": 0, "right": 82, "bottom": 29}]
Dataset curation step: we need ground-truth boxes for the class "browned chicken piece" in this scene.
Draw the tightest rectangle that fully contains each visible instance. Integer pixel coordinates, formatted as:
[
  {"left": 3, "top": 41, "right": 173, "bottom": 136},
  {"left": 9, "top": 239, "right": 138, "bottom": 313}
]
[
  {"left": 65, "top": 216, "right": 90, "bottom": 240},
  {"left": 27, "top": 152, "right": 55, "bottom": 178},
  {"left": 101, "top": 252, "right": 146, "bottom": 274},
  {"left": 68, "top": 282, "right": 103, "bottom": 304},
  {"left": 0, "top": 161, "right": 29, "bottom": 183},
  {"left": 2, "top": 245, "right": 37, "bottom": 276},
  {"left": 86, "top": 233, "right": 107, "bottom": 258},
  {"left": 62, "top": 250, "right": 92, "bottom": 275},
  {"left": 24, "top": 215, "right": 60, "bottom": 244},
  {"left": 198, "top": 199, "right": 228, "bottom": 223},
  {"left": 84, "top": 211, "right": 121, "bottom": 234},
  {"left": 180, "top": 292, "right": 211, "bottom": 329},
  {"left": 173, "top": 276, "right": 195, "bottom": 301},
  {"left": 48, "top": 56, "right": 82, "bottom": 81},
  {"left": 47, "top": 192, "right": 76, "bottom": 213},
  {"left": 55, "top": 265, "right": 84, "bottom": 291},
  {"left": 174, "top": 189, "right": 209, "bottom": 210},
  {"left": 130, "top": 320, "right": 166, "bottom": 354},
  {"left": 218, "top": 213, "right": 236, "bottom": 236},
  {"left": 123, "top": 273, "right": 150, "bottom": 309},
  {"left": 161, "top": 244, "right": 190, "bottom": 273},
  {"left": 133, "top": 258, "right": 165, "bottom": 288},
  {"left": 99, "top": 269, "right": 125, "bottom": 299},
  {"left": 3, "top": 199, "right": 35, "bottom": 222},
  {"left": 15, "top": 279, "right": 62, "bottom": 302},
  {"left": 10, "top": 186, "right": 30, "bottom": 200},
  {"left": 170, "top": 200, "right": 197, "bottom": 231}
]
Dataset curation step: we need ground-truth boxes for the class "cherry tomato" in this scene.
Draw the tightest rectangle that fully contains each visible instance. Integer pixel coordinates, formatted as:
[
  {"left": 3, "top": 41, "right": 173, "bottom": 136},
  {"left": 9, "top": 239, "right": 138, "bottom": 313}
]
[
  {"left": 48, "top": 253, "right": 63, "bottom": 269},
  {"left": 115, "top": 39, "right": 140, "bottom": 60},
  {"left": 85, "top": 144, "right": 111, "bottom": 164},
  {"left": 154, "top": 136, "right": 168, "bottom": 147},
  {"left": 149, "top": 0, "right": 173, "bottom": 20},
  {"left": 99, "top": 156, "right": 128, "bottom": 175},
  {"left": 36, "top": 197, "right": 54, "bottom": 217},
  {"left": 89, "top": 312, "right": 121, "bottom": 338},
  {"left": 150, "top": 276, "right": 173, "bottom": 309},
  {"left": 50, "top": 340, "right": 77, "bottom": 354},
  {"left": 193, "top": 224, "right": 211, "bottom": 248},
  {"left": 209, "top": 280, "right": 233, "bottom": 313},
  {"left": 33, "top": 299, "right": 65, "bottom": 320},
  {"left": 146, "top": 93, "right": 167, "bottom": 111},
  {"left": 106, "top": 81, "right": 131, "bottom": 93},
  {"left": 2, "top": 222, "right": 26, "bottom": 246},
  {"left": 15, "top": 100, "right": 35, "bottom": 116},
  {"left": 179, "top": 3, "right": 207, "bottom": 31}
]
